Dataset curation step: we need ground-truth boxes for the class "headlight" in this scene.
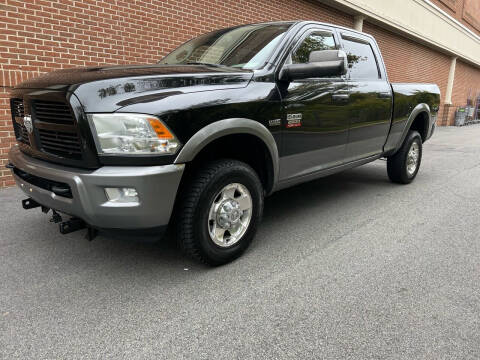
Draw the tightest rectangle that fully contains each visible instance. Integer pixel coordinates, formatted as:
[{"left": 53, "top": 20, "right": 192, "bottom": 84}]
[{"left": 88, "top": 113, "right": 180, "bottom": 155}]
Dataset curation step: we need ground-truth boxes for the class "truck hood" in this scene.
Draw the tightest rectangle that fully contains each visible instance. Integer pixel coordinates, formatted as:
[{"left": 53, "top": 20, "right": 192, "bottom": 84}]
[{"left": 14, "top": 64, "right": 254, "bottom": 112}]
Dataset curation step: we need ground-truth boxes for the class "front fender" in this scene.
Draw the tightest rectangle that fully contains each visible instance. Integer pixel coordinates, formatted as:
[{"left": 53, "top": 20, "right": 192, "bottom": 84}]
[{"left": 174, "top": 118, "right": 279, "bottom": 193}]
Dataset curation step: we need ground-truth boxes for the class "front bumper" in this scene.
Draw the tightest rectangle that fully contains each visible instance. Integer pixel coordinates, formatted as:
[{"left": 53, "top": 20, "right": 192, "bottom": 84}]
[{"left": 8, "top": 145, "right": 185, "bottom": 231}]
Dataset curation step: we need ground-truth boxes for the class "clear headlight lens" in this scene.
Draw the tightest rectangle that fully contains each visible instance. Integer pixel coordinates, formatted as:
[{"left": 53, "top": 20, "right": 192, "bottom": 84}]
[{"left": 88, "top": 113, "right": 180, "bottom": 154}]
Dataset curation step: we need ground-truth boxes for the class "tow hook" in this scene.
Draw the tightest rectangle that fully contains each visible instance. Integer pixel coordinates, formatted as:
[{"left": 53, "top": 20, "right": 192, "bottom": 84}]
[
  {"left": 22, "top": 197, "right": 98, "bottom": 241},
  {"left": 22, "top": 198, "right": 40, "bottom": 209}
]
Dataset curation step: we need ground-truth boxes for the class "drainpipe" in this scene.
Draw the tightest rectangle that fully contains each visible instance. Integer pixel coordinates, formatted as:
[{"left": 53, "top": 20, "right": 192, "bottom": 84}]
[{"left": 353, "top": 15, "right": 366, "bottom": 32}]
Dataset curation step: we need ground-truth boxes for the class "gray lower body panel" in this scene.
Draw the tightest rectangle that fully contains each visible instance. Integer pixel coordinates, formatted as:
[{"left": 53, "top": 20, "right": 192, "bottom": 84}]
[
  {"left": 8, "top": 146, "right": 185, "bottom": 230},
  {"left": 276, "top": 154, "right": 381, "bottom": 191}
]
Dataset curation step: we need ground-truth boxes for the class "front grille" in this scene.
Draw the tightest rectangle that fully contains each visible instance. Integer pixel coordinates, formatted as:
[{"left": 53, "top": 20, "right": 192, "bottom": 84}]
[
  {"left": 11, "top": 99, "right": 30, "bottom": 145},
  {"left": 11, "top": 99, "right": 24, "bottom": 117},
  {"left": 31, "top": 100, "right": 83, "bottom": 160},
  {"left": 10, "top": 97, "right": 93, "bottom": 166},
  {"left": 15, "top": 123, "right": 31, "bottom": 145},
  {"left": 38, "top": 128, "right": 82, "bottom": 159},
  {"left": 33, "top": 100, "right": 75, "bottom": 124}
]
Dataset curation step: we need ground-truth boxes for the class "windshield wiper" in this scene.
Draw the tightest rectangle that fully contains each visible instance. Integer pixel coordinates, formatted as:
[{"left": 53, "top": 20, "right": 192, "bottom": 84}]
[{"left": 184, "top": 62, "right": 228, "bottom": 67}]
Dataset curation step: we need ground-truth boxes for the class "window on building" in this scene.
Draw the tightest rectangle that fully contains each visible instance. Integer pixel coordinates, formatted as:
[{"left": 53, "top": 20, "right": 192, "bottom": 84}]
[{"left": 341, "top": 37, "right": 380, "bottom": 80}]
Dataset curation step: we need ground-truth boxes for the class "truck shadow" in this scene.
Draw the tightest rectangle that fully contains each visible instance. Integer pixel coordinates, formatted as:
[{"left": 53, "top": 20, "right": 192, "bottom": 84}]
[
  {"left": 263, "top": 162, "right": 390, "bottom": 224},
  {"left": 88, "top": 162, "right": 389, "bottom": 267},
  {"left": 17, "top": 162, "right": 391, "bottom": 276}
]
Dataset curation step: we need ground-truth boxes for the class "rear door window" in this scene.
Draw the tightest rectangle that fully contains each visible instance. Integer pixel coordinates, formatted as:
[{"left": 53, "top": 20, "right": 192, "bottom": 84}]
[{"left": 341, "top": 36, "right": 380, "bottom": 80}]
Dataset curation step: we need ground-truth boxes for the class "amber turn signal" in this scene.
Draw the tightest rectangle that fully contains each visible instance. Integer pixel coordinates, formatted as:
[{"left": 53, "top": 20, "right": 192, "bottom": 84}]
[{"left": 148, "top": 118, "right": 174, "bottom": 139}]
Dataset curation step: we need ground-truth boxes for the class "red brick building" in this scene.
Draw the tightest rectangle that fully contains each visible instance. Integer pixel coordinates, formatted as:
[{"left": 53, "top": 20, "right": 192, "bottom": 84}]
[{"left": 1, "top": 0, "right": 479, "bottom": 187}]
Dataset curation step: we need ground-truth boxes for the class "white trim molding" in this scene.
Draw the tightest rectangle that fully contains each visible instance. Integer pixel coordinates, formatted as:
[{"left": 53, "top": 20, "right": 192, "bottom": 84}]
[
  {"left": 353, "top": 15, "right": 366, "bottom": 31},
  {"left": 322, "top": 0, "right": 480, "bottom": 68},
  {"left": 445, "top": 57, "right": 457, "bottom": 104}
]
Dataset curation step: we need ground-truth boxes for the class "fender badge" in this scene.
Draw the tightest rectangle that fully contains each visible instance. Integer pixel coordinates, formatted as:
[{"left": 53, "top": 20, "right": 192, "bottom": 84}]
[
  {"left": 268, "top": 119, "right": 281, "bottom": 127},
  {"left": 286, "top": 113, "right": 302, "bottom": 128}
]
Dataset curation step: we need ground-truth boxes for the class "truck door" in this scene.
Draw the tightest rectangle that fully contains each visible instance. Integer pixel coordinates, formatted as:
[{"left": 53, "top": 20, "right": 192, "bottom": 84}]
[
  {"left": 277, "top": 27, "right": 350, "bottom": 183},
  {"left": 339, "top": 31, "right": 393, "bottom": 162}
]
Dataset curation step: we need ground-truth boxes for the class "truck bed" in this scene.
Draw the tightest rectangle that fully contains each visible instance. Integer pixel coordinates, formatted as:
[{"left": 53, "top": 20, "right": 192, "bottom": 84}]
[{"left": 384, "top": 83, "right": 441, "bottom": 154}]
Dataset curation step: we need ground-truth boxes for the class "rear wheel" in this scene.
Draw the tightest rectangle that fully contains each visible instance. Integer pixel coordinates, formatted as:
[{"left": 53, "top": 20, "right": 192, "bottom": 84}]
[
  {"left": 387, "top": 130, "right": 422, "bottom": 184},
  {"left": 177, "top": 159, "right": 264, "bottom": 266}
]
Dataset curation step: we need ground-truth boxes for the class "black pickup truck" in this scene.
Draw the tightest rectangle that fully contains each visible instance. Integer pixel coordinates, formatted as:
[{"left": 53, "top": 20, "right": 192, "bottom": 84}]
[{"left": 8, "top": 21, "right": 440, "bottom": 265}]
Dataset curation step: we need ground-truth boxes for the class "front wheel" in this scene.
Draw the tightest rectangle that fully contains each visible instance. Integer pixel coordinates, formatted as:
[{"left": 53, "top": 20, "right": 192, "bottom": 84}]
[
  {"left": 177, "top": 159, "right": 264, "bottom": 266},
  {"left": 387, "top": 130, "right": 423, "bottom": 184}
]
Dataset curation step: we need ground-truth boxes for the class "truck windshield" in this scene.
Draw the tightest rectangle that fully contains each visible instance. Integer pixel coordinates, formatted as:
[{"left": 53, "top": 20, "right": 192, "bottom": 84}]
[{"left": 158, "top": 23, "right": 292, "bottom": 70}]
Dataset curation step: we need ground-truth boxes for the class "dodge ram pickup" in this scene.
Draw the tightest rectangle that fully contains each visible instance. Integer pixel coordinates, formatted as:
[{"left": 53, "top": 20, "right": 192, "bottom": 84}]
[{"left": 7, "top": 21, "right": 440, "bottom": 265}]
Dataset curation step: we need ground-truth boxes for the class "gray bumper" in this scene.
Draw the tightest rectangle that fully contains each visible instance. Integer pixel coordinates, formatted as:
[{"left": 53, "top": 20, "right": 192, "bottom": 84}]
[{"left": 8, "top": 145, "right": 184, "bottom": 230}]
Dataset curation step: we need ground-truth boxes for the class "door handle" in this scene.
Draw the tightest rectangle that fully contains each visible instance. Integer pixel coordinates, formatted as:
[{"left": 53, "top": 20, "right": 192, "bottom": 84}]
[
  {"left": 378, "top": 91, "right": 391, "bottom": 99},
  {"left": 332, "top": 94, "right": 350, "bottom": 103}
]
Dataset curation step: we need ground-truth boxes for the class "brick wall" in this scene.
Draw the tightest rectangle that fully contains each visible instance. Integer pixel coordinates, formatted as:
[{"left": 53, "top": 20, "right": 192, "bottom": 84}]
[
  {"left": 452, "top": 60, "right": 480, "bottom": 108},
  {"left": 363, "top": 21, "right": 453, "bottom": 125}
]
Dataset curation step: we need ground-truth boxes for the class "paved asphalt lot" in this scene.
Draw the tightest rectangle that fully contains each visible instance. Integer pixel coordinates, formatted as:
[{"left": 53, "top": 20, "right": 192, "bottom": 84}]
[{"left": 1, "top": 125, "right": 480, "bottom": 359}]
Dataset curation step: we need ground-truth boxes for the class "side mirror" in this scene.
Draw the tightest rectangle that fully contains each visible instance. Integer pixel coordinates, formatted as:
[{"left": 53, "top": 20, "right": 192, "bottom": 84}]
[{"left": 280, "top": 50, "right": 348, "bottom": 81}]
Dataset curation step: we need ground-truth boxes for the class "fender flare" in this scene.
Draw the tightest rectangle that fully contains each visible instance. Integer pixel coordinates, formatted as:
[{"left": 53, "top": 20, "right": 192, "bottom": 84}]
[
  {"left": 174, "top": 118, "right": 279, "bottom": 192},
  {"left": 394, "top": 103, "right": 431, "bottom": 151}
]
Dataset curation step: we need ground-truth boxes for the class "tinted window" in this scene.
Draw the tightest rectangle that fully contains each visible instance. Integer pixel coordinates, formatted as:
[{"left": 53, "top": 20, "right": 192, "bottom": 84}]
[
  {"left": 292, "top": 31, "right": 336, "bottom": 64},
  {"left": 342, "top": 37, "right": 380, "bottom": 80},
  {"left": 158, "top": 23, "right": 291, "bottom": 69}
]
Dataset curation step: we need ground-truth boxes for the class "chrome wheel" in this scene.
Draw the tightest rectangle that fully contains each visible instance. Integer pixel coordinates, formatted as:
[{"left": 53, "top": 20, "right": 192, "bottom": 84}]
[
  {"left": 208, "top": 183, "right": 253, "bottom": 247},
  {"left": 407, "top": 141, "right": 420, "bottom": 176}
]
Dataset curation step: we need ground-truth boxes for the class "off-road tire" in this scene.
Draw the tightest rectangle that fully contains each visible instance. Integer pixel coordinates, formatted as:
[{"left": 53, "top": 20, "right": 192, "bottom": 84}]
[
  {"left": 387, "top": 130, "right": 422, "bottom": 184},
  {"left": 177, "top": 159, "right": 264, "bottom": 266}
]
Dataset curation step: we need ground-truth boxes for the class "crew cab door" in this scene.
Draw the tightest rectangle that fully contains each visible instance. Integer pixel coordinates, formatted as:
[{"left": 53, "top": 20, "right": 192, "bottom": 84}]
[
  {"left": 277, "top": 27, "right": 350, "bottom": 182},
  {"left": 339, "top": 31, "right": 393, "bottom": 161}
]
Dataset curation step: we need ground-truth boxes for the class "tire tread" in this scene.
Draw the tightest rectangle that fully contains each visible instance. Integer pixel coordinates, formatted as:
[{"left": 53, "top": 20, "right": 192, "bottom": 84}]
[
  {"left": 177, "top": 159, "right": 261, "bottom": 265},
  {"left": 387, "top": 130, "right": 422, "bottom": 184}
]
